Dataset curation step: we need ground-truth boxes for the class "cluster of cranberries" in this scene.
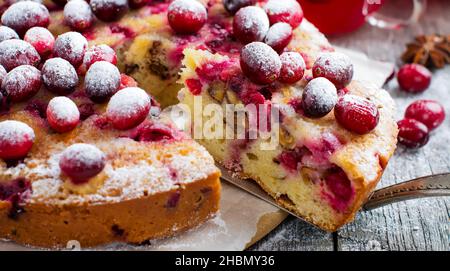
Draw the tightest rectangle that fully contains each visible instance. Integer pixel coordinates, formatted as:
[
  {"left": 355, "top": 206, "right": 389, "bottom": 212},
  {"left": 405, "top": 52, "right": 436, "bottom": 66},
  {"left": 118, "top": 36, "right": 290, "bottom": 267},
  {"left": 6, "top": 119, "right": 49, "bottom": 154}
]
[{"left": 397, "top": 100, "right": 445, "bottom": 148}]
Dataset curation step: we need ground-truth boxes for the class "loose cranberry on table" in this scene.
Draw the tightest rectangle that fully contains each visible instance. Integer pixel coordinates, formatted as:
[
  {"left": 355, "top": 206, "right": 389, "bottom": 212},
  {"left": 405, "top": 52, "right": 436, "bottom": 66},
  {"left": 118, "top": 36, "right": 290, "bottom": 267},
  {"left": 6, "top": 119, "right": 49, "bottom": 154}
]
[
  {"left": 167, "top": 0, "right": 207, "bottom": 34},
  {"left": 24, "top": 27, "right": 55, "bottom": 59},
  {"left": 264, "top": 22, "right": 293, "bottom": 53},
  {"left": 313, "top": 52, "right": 354, "bottom": 90},
  {"left": 334, "top": 95, "right": 379, "bottom": 134},
  {"left": 59, "top": 143, "right": 106, "bottom": 185},
  {"left": 80, "top": 44, "right": 117, "bottom": 74},
  {"left": 85, "top": 61, "right": 121, "bottom": 103},
  {"left": 1, "top": 65, "right": 42, "bottom": 102},
  {"left": 264, "top": 0, "right": 304, "bottom": 28},
  {"left": 240, "top": 41, "right": 281, "bottom": 85},
  {"left": 302, "top": 77, "right": 337, "bottom": 118},
  {"left": 90, "top": 0, "right": 129, "bottom": 22},
  {"left": 279, "top": 51, "right": 305, "bottom": 84},
  {"left": 42, "top": 57, "right": 79, "bottom": 95},
  {"left": 53, "top": 32, "right": 88, "bottom": 67},
  {"left": 397, "top": 118, "right": 430, "bottom": 148},
  {"left": 223, "top": 0, "right": 255, "bottom": 15},
  {"left": 397, "top": 64, "right": 432, "bottom": 93},
  {"left": 64, "top": 0, "right": 94, "bottom": 32},
  {"left": 0, "top": 26, "right": 19, "bottom": 43},
  {"left": 0, "top": 1, "right": 50, "bottom": 36},
  {"left": 46, "top": 96, "right": 80, "bottom": 133},
  {"left": 233, "top": 6, "right": 270, "bottom": 44},
  {"left": 405, "top": 100, "right": 445, "bottom": 131},
  {"left": 106, "top": 87, "right": 151, "bottom": 130},
  {"left": 0, "top": 39, "right": 41, "bottom": 71},
  {"left": 0, "top": 120, "right": 35, "bottom": 160}
]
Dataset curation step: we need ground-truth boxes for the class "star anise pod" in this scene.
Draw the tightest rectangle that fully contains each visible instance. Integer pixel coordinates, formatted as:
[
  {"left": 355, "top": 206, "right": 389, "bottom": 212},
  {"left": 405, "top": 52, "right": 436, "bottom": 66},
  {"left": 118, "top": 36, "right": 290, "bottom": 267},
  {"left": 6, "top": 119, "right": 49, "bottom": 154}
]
[{"left": 401, "top": 34, "right": 450, "bottom": 69}]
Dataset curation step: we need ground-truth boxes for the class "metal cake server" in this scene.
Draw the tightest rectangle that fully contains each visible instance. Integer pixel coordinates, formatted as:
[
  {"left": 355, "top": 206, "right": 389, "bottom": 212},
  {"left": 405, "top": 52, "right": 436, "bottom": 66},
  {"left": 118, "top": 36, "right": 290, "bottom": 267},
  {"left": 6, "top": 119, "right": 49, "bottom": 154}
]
[{"left": 217, "top": 163, "right": 450, "bottom": 220}]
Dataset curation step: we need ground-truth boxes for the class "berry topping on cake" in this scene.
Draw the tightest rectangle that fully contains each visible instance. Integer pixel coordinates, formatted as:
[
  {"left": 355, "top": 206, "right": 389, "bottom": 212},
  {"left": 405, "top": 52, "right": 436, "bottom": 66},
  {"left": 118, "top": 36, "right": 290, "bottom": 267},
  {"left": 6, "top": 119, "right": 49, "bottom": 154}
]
[
  {"left": 64, "top": 0, "right": 94, "bottom": 32},
  {"left": 0, "top": 120, "right": 35, "bottom": 160},
  {"left": 334, "top": 95, "right": 379, "bottom": 134},
  {"left": 324, "top": 169, "right": 354, "bottom": 212},
  {"left": 59, "top": 143, "right": 106, "bottom": 184},
  {"left": 397, "top": 64, "right": 431, "bottom": 93},
  {"left": 85, "top": 61, "right": 121, "bottom": 103},
  {"left": 233, "top": 6, "right": 269, "bottom": 44},
  {"left": 46, "top": 96, "right": 80, "bottom": 133},
  {"left": 279, "top": 51, "right": 305, "bottom": 84},
  {"left": 302, "top": 77, "right": 337, "bottom": 118},
  {"left": 223, "top": 0, "right": 255, "bottom": 15},
  {"left": 397, "top": 118, "right": 429, "bottom": 148},
  {"left": 405, "top": 100, "right": 445, "bottom": 131},
  {"left": 128, "top": 0, "right": 149, "bottom": 9},
  {"left": 119, "top": 73, "right": 138, "bottom": 89},
  {"left": 167, "top": 0, "right": 207, "bottom": 34},
  {"left": 53, "top": 32, "right": 88, "bottom": 67},
  {"left": 0, "top": 39, "right": 41, "bottom": 71},
  {"left": 42, "top": 57, "right": 79, "bottom": 95},
  {"left": 1, "top": 65, "right": 42, "bottom": 102},
  {"left": 23, "top": 27, "right": 55, "bottom": 59},
  {"left": 132, "top": 122, "right": 176, "bottom": 142},
  {"left": 106, "top": 87, "right": 151, "bottom": 130},
  {"left": 0, "top": 1, "right": 50, "bottom": 36},
  {"left": 263, "top": 0, "right": 303, "bottom": 28},
  {"left": 240, "top": 41, "right": 281, "bottom": 84},
  {"left": 264, "top": 22, "right": 292, "bottom": 53},
  {"left": 0, "top": 26, "right": 19, "bottom": 43},
  {"left": 90, "top": 0, "right": 129, "bottom": 22},
  {"left": 81, "top": 44, "right": 117, "bottom": 74},
  {"left": 0, "top": 65, "right": 6, "bottom": 85},
  {"left": 313, "top": 52, "right": 354, "bottom": 90},
  {"left": 0, "top": 178, "right": 31, "bottom": 206}
]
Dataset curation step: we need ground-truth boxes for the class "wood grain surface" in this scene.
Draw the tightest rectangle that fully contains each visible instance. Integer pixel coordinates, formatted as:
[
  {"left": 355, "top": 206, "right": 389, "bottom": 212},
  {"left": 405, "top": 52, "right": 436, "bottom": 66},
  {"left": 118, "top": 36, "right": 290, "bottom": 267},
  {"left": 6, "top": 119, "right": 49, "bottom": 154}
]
[{"left": 250, "top": 0, "right": 450, "bottom": 251}]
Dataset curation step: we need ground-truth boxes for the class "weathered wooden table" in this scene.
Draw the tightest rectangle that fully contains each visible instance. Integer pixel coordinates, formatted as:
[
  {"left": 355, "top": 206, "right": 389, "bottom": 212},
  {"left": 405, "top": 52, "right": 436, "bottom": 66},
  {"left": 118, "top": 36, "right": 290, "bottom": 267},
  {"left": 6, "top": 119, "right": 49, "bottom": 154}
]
[{"left": 250, "top": 0, "right": 450, "bottom": 251}]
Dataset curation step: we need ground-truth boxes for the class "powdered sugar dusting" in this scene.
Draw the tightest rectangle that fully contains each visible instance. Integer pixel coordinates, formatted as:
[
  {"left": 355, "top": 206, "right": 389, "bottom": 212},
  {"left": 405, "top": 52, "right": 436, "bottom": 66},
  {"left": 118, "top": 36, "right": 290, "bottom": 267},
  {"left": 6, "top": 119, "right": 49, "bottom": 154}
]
[
  {"left": 0, "top": 26, "right": 19, "bottom": 43},
  {"left": 61, "top": 143, "right": 105, "bottom": 170},
  {"left": 0, "top": 39, "right": 40, "bottom": 71},
  {"left": 64, "top": 0, "right": 93, "bottom": 24},
  {"left": 0, "top": 120, "right": 35, "bottom": 145},
  {"left": 241, "top": 41, "right": 281, "bottom": 78},
  {"left": 0, "top": 1, "right": 49, "bottom": 34},
  {"left": 264, "top": 22, "right": 292, "bottom": 50},
  {"left": 42, "top": 57, "right": 78, "bottom": 91},
  {"left": 234, "top": 6, "right": 269, "bottom": 42},
  {"left": 85, "top": 61, "right": 120, "bottom": 97},
  {"left": 168, "top": 0, "right": 206, "bottom": 19},
  {"left": 1, "top": 65, "right": 41, "bottom": 100},
  {"left": 314, "top": 52, "right": 354, "bottom": 86},
  {"left": 280, "top": 51, "right": 305, "bottom": 79},
  {"left": 47, "top": 96, "right": 80, "bottom": 122},
  {"left": 264, "top": 0, "right": 300, "bottom": 15},
  {"left": 53, "top": 32, "right": 88, "bottom": 66},
  {"left": 107, "top": 87, "right": 150, "bottom": 118},
  {"left": 23, "top": 27, "right": 54, "bottom": 47}
]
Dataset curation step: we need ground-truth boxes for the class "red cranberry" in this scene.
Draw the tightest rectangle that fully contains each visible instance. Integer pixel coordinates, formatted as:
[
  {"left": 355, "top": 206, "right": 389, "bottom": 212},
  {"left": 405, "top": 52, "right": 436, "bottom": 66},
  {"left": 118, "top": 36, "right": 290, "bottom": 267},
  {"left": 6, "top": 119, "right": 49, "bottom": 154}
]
[
  {"left": 23, "top": 27, "right": 55, "bottom": 59},
  {"left": 85, "top": 61, "right": 121, "bottom": 103},
  {"left": 334, "top": 95, "right": 379, "bottom": 134},
  {"left": 0, "top": 178, "right": 31, "bottom": 205},
  {"left": 106, "top": 87, "right": 151, "bottom": 130},
  {"left": 0, "top": 39, "right": 41, "bottom": 71},
  {"left": 233, "top": 6, "right": 269, "bottom": 44},
  {"left": 223, "top": 0, "right": 255, "bottom": 14},
  {"left": 53, "top": 32, "right": 88, "bottom": 67},
  {"left": 397, "top": 118, "right": 429, "bottom": 148},
  {"left": 129, "top": 0, "right": 149, "bottom": 9},
  {"left": 397, "top": 64, "right": 431, "bottom": 93},
  {"left": 133, "top": 122, "right": 175, "bottom": 142},
  {"left": 405, "top": 100, "right": 445, "bottom": 131},
  {"left": 119, "top": 73, "right": 138, "bottom": 89},
  {"left": 279, "top": 51, "right": 305, "bottom": 84},
  {"left": 59, "top": 143, "right": 106, "bottom": 184},
  {"left": 264, "top": 0, "right": 303, "bottom": 28},
  {"left": 1, "top": 65, "right": 42, "bottom": 102},
  {"left": 80, "top": 44, "right": 117, "bottom": 75},
  {"left": 42, "top": 57, "right": 79, "bottom": 95},
  {"left": 64, "top": 0, "right": 94, "bottom": 32},
  {"left": 0, "top": 120, "right": 35, "bottom": 160},
  {"left": 302, "top": 77, "right": 337, "bottom": 118},
  {"left": 90, "top": 0, "right": 129, "bottom": 22},
  {"left": 0, "top": 26, "right": 19, "bottom": 43},
  {"left": 324, "top": 169, "right": 354, "bottom": 211},
  {"left": 240, "top": 42, "right": 281, "bottom": 85},
  {"left": 0, "top": 65, "right": 6, "bottom": 85},
  {"left": 47, "top": 96, "right": 80, "bottom": 133},
  {"left": 278, "top": 149, "right": 300, "bottom": 172},
  {"left": 1, "top": 1, "right": 49, "bottom": 36},
  {"left": 167, "top": 0, "right": 207, "bottom": 34},
  {"left": 313, "top": 52, "right": 354, "bottom": 90},
  {"left": 185, "top": 78, "right": 203, "bottom": 95},
  {"left": 264, "top": 22, "right": 292, "bottom": 53}
]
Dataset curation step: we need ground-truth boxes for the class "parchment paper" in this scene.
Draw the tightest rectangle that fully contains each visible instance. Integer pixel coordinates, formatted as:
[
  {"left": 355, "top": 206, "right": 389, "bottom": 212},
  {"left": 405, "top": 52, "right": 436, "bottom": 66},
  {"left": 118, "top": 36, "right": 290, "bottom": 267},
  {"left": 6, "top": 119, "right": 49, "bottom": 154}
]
[{"left": 0, "top": 48, "right": 394, "bottom": 251}]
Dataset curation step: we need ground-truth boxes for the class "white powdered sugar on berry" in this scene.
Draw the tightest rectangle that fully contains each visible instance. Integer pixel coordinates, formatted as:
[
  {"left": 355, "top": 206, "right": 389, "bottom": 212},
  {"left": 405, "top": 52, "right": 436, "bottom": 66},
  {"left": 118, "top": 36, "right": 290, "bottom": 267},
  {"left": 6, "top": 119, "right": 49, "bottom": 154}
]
[
  {"left": 0, "top": 39, "right": 40, "bottom": 70},
  {"left": 47, "top": 96, "right": 80, "bottom": 122},
  {"left": 0, "top": 1, "right": 49, "bottom": 26},
  {"left": 241, "top": 42, "right": 281, "bottom": 77},
  {"left": 0, "top": 26, "right": 19, "bottom": 43},
  {"left": 85, "top": 61, "right": 120, "bottom": 96},
  {"left": 42, "top": 57, "right": 78, "bottom": 89},
  {"left": 23, "top": 27, "right": 53, "bottom": 46},
  {"left": 264, "top": 22, "right": 292, "bottom": 47},
  {"left": 106, "top": 87, "right": 150, "bottom": 118},
  {"left": 1, "top": 65, "right": 41, "bottom": 97},
  {"left": 303, "top": 77, "right": 338, "bottom": 109},
  {"left": 315, "top": 52, "right": 353, "bottom": 83},
  {"left": 0, "top": 120, "right": 35, "bottom": 145},
  {"left": 235, "top": 6, "right": 269, "bottom": 41},
  {"left": 280, "top": 52, "right": 305, "bottom": 77},
  {"left": 83, "top": 44, "right": 115, "bottom": 67},
  {"left": 53, "top": 32, "right": 87, "bottom": 64},
  {"left": 168, "top": 0, "right": 206, "bottom": 19},
  {"left": 264, "top": 0, "right": 299, "bottom": 16},
  {"left": 61, "top": 143, "right": 105, "bottom": 169},
  {"left": 64, "top": 0, "right": 93, "bottom": 25}
]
